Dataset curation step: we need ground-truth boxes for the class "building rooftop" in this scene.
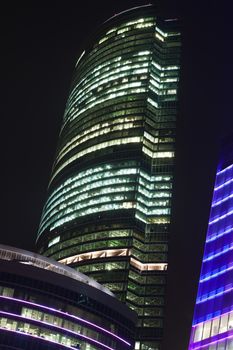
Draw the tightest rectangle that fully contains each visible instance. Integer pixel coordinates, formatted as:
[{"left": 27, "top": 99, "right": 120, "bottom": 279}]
[{"left": 0, "top": 244, "right": 114, "bottom": 297}]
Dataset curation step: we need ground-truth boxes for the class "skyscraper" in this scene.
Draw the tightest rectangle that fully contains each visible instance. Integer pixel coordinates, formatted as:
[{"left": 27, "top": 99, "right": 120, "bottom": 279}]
[
  {"left": 188, "top": 137, "right": 233, "bottom": 350},
  {"left": 36, "top": 5, "right": 181, "bottom": 350}
]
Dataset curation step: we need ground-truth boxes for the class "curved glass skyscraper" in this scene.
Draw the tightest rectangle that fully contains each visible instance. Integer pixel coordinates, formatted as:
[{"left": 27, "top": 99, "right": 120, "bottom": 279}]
[{"left": 36, "top": 5, "right": 181, "bottom": 350}]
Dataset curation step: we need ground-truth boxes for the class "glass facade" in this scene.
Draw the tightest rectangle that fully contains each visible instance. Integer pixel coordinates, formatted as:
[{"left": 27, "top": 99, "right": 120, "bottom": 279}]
[
  {"left": 36, "top": 5, "right": 181, "bottom": 350},
  {"left": 188, "top": 139, "right": 233, "bottom": 350},
  {"left": 0, "top": 245, "right": 136, "bottom": 350}
]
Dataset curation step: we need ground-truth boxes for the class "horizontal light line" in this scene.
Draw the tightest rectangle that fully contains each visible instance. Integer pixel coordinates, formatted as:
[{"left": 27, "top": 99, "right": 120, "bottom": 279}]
[
  {"left": 59, "top": 249, "right": 168, "bottom": 272},
  {"left": 59, "top": 248, "right": 130, "bottom": 266},
  {"left": 130, "top": 257, "right": 167, "bottom": 271},
  {"left": 196, "top": 286, "right": 233, "bottom": 304},
  {"left": 0, "top": 295, "right": 130, "bottom": 346},
  {"left": 217, "top": 163, "right": 233, "bottom": 175},
  {"left": 0, "top": 327, "right": 77, "bottom": 349},
  {"left": 200, "top": 265, "right": 233, "bottom": 283},
  {"left": 190, "top": 333, "right": 233, "bottom": 349},
  {"left": 50, "top": 137, "right": 141, "bottom": 184},
  {"left": 212, "top": 193, "right": 233, "bottom": 207},
  {"left": 203, "top": 244, "right": 233, "bottom": 262},
  {"left": 209, "top": 209, "right": 233, "bottom": 225},
  {"left": 206, "top": 227, "right": 233, "bottom": 242},
  {"left": 214, "top": 178, "right": 233, "bottom": 191},
  {"left": 0, "top": 310, "right": 115, "bottom": 350},
  {"left": 56, "top": 122, "right": 139, "bottom": 166}
]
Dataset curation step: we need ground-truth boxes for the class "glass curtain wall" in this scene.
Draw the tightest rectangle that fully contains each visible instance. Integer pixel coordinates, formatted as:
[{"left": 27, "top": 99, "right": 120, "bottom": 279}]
[
  {"left": 188, "top": 140, "right": 233, "bottom": 350},
  {"left": 36, "top": 6, "right": 181, "bottom": 350}
]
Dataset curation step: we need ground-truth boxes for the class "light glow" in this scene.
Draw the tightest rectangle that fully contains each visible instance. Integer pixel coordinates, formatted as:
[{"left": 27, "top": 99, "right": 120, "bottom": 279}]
[
  {"left": 188, "top": 160, "right": 233, "bottom": 350},
  {"left": 0, "top": 295, "right": 130, "bottom": 346},
  {"left": 130, "top": 258, "right": 167, "bottom": 271},
  {"left": 0, "top": 327, "right": 78, "bottom": 350},
  {"left": 0, "top": 310, "right": 116, "bottom": 350},
  {"left": 217, "top": 163, "right": 233, "bottom": 175},
  {"left": 214, "top": 178, "right": 233, "bottom": 191},
  {"left": 196, "top": 286, "right": 233, "bottom": 304},
  {"left": 58, "top": 248, "right": 130, "bottom": 265},
  {"left": 209, "top": 209, "right": 233, "bottom": 225},
  {"left": 206, "top": 227, "right": 233, "bottom": 243},
  {"left": 200, "top": 264, "right": 233, "bottom": 283},
  {"left": 48, "top": 236, "right": 60, "bottom": 248},
  {"left": 50, "top": 136, "right": 141, "bottom": 183}
]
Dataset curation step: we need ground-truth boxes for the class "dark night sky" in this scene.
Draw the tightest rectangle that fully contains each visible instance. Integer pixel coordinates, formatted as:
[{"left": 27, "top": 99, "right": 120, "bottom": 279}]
[{"left": 2, "top": 1, "right": 233, "bottom": 349}]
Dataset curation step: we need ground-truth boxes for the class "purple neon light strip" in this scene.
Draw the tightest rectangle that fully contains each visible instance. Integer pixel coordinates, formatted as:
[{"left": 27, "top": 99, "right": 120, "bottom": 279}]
[
  {"left": 200, "top": 264, "right": 233, "bottom": 282},
  {"left": 209, "top": 209, "right": 233, "bottom": 225},
  {"left": 190, "top": 333, "right": 233, "bottom": 350},
  {"left": 0, "top": 310, "right": 115, "bottom": 350},
  {"left": 203, "top": 244, "right": 233, "bottom": 262},
  {"left": 216, "top": 163, "right": 233, "bottom": 175},
  {"left": 214, "top": 178, "right": 233, "bottom": 191},
  {"left": 212, "top": 193, "right": 233, "bottom": 207},
  {"left": 196, "top": 286, "right": 233, "bottom": 304},
  {"left": 0, "top": 295, "right": 130, "bottom": 346},
  {"left": 206, "top": 227, "right": 233, "bottom": 243},
  {"left": 0, "top": 327, "right": 77, "bottom": 350}
]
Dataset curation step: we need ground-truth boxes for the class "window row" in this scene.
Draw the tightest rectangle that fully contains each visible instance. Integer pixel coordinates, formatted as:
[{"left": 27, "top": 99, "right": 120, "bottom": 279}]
[
  {"left": 47, "top": 229, "right": 131, "bottom": 252},
  {"left": 47, "top": 161, "right": 138, "bottom": 207},
  {"left": 51, "top": 135, "right": 142, "bottom": 182},
  {"left": 0, "top": 317, "right": 96, "bottom": 350},
  {"left": 68, "top": 59, "right": 150, "bottom": 113},
  {"left": 21, "top": 307, "right": 116, "bottom": 347},
  {"left": 56, "top": 118, "right": 143, "bottom": 165},
  {"left": 193, "top": 311, "right": 233, "bottom": 342}
]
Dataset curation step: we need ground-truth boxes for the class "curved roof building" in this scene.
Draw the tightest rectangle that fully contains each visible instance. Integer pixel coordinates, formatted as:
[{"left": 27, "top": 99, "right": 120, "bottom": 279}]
[
  {"left": 0, "top": 244, "right": 136, "bottom": 350},
  {"left": 36, "top": 5, "right": 181, "bottom": 350}
]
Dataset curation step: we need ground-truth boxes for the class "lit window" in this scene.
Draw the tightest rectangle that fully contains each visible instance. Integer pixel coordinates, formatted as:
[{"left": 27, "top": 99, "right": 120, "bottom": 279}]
[
  {"left": 219, "top": 314, "right": 228, "bottom": 333},
  {"left": 194, "top": 323, "right": 203, "bottom": 342},
  {"left": 202, "top": 320, "right": 211, "bottom": 339},
  {"left": 50, "top": 137, "right": 141, "bottom": 182},
  {"left": 211, "top": 317, "right": 220, "bottom": 337}
]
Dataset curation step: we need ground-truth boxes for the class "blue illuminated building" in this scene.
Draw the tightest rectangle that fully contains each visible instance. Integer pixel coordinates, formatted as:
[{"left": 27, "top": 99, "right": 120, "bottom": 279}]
[{"left": 188, "top": 137, "right": 233, "bottom": 350}]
